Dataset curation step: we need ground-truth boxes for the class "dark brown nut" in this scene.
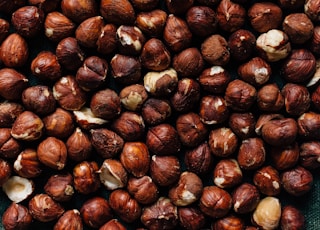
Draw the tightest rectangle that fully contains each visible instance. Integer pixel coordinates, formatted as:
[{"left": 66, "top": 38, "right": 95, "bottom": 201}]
[
  {"left": 56, "top": 37, "right": 85, "bottom": 71},
  {"left": 186, "top": 6, "right": 217, "bottom": 38},
  {"left": 109, "top": 189, "right": 141, "bottom": 223},
  {"left": 255, "top": 113, "right": 284, "bottom": 136},
  {"left": 0, "top": 19, "right": 10, "bottom": 43},
  {"left": 163, "top": 14, "right": 192, "bottom": 52},
  {"left": 0, "top": 33, "right": 28, "bottom": 68},
  {"left": 225, "top": 79, "right": 257, "bottom": 112},
  {"left": 80, "top": 197, "right": 113, "bottom": 228},
  {"left": 199, "top": 95, "right": 229, "bottom": 125},
  {"left": 100, "top": 0, "right": 135, "bottom": 25},
  {"left": 0, "top": 68, "right": 28, "bottom": 101},
  {"left": 169, "top": 172, "right": 203, "bottom": 206},
  {"left": 127, "top": 176, "right": 159, "bottom": 205},
  {"left": 238, "top": 57, "right": 271, "bottom": 87},
  {"left": 282, "top": 83, "right": 310, "bottom": 116},
  {"left": 73, "top": 161, "right": 100, "bottom": 194},
  {"left": 44, "top": 11, "right": 76, "bottom": 43},
  {"left": 111, "top": 54, "right": 142, "bottom": 85},
  {"left": 228, "top": 29, "right": 256, "bottom": 62},
  {"left": 136, "top": 9, "right": 167, "bottom": 38},
  {"left": 305, "top": 0, "right": 320, "bottom": 22},
  {"left": 131, "top": 0, "right": 159, "bottom": 11},
  {"left": 75, "top": 16, "right": 104, "bottom": 48},
  {"left": 97, "top": 24, "right": 117, "bottom": 55},
  {"left": 11, "top": 6, "right": 44, "bottom": 38},
  {"left": 140, "top": 38, "right": 171, "bottom": 72},
  {"left": 61, "top": 0, "right": 98, "bottom": 23},
  {"left": 66, "top": 127, "right": 92, "bottom": 162},
  {"left": 201, "top": 34, "right": 230, "bottom": 66},
  {"left": 14, "top": 148, "right": 42, "bottom": 178},
  {"left": 119, "top": 84, "right": 148, "bottom": 111},
  {"left": 213, "top": 159, "right": 242, "bottom": 188},
  {"left": 228, "top": 112, "right": 256, "bottom": 140},
  {"left": 146, "top": 123, "right": 181, "bottom": 155},
  {"left": 3, "top": 176, "right": 34, "bottom": 203},
  {"left": 76, "top": 56, "right": 108, "bottom": 91},
  {"left": 270, "top": 142, "right": 299, "bottom": 170},
  {"left": 100, "top": 219, "right": 126, "bottom": 230},
  {"left": 0, "top": 158, "right": 11, "bottom": 186},
  {"left": 150, "top": 155, "right": 181, "bottom": 187},
  {"left": 141, "top": 98, "right": 171, "bottom": 126},
  {"left": 170, "top": 78, "right": 201, "bottom": 113},
  {"left": 28, "top": 0, "right": 60, "bottom": 13},
  {"left": 2, "top": 202, "right": 32, "bottom": 230},
  {"left": 300, "top": 141, "right": 320, "bottom": 169},
  {"left": 261, "top": 118, "right": 298, "bottom": 146},
  {"left": 90, "top": 128, "right": 124, "bottom": 158},
  {"left": 199, "top": 186, "right": 232, "bottom": 218},
  {"left": 29, "top": 193, "right": 64, "bottom": 222},
  {"left": 98, "top": 159, "right": 128, "bottom": 190},
  {"left": 173, "top": 48, "right": 204, "bottom": 78},
  {"left": 208, "top": 127, "right": 238, "bottom": 157},
  {"left": 178, "top": 207, "right": 206, "bottom": 230},
  {"left": 198, "top": 66, "right": 231, "bottom": 94},
  {"left": 279, "top": 0, "right": 305, "bottom": 10},
  {"left": 256, "top": 29, "right": 291, "bottom": 62},
  {"left": 281, "top": 166, "right": 313, "bottom": 196},
  {"left": 30, "top": 51, "right": 62, "bottom": 82},
  {"left": 281, "top": 205, "right": 306, "bottom": 230},
  {"left": 237, "top": 138, "right": 266, "bottom": 170},
  {"left": 310, "top": 26, "right": 320, "bottom": 56},
  {"left": 257, "top": 83, "right": 284, "bottom": 112},
  {"left": 73, "top": 107, "right": 108, "bottom": 130},
  {"left": 53, "top": 75, "right": 87, "bottom": 111},
  {"left": 0, "top": 128, "right": 21, "bottom": 159},
  {"left": 184, "top": 142, "right": 213, "bottom": 175},
  {"left": 297, "top": 112, "right": 320, "bottom": 140},
  {"left": 253, "top": 165, "right": 281, "bottom": 196},
  {"left": 248, "top": 2, "right": 282, "bottom": 33},
  {"left": 11, "top": 111, "right": 44, "bottom": 141},
  {"left": 111, "top": 111, "right": 145, "bottom": 141},
  {"left": 216, "top": 0, "right": 246, "bottom": 33},
  {"left": 116, "top": 25, "right": 146, "bottom": 56},
  {"left": 43, "top": 108, "right": 74, "bottom": 139},
  {"left": 120, "top": 142, "right": 150, "bottom": 177},
  {"left": 141, "top": 197, "right": 178, "bottom": 230},
  {"left": 212, "top": 215, "right": 245, "bottom": 230},
  {"left": 44, "top": 173, "right": 74, "bottom": 202},
  {"left": 312, "top": 84, "right": 320, "bottom": 111},
  {"left": 54, "top": 209, "right": 83, "bottom": 230},
  {"left": 165, "top": 0, "right": 193, "bottom": 15},
  {"left": 252, "top": 196, "right": 281, "bottom": 230},
  {"left": 0, "top": 101, "right": 24, "bottom": 128},
  {"left": 90, "top": 89, "right": 121, "bottom": 120},
  {"left": 37, "top": 137, "right": 67, "bottom": 170},
  {"left": 232, "top": 183, "right": 260, "bottom": 214}
]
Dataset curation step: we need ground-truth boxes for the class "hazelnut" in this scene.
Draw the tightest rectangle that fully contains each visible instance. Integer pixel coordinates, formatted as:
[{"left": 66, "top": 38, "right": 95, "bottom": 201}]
[
  {"left": 66, "top": 127, "right": 92, "bottom": 162},
  {"left": 178, "top": 206, "right": 206, "bottom": 230},
  {"left": 163, "top": 14, "right": 192, "bottom": 52},
  {"left": 304, "top": 0, "right": 320, "bottom": 22},
  {"left": 297, "top": 112, "right": 320, "bottom": 140},
  {"left": 299, "top": 141, "right": 320, "bottom": 169},
  {"left": 141, "top": 197, "right": 178, "bottom": 230},
  {"left": 75, "top": 16, "right": 104, "bottom": 48},
  {"left": 73, "top": 161, "right": 100, "bottom": 194},
  {"left": 14, "top": 148, "right": 42, "bottom": 178},
  {"left": 90, "top": 128, "right": 124, "bottom": 158},
  {"left": 100, "top": 219, "right": 126, "bottom": 230},
  {"left": 136, "top": 10, "right": 167, "bottom": 38},
  {"left": 228, "top": 112, "right": 256, "bottom": 140},
  {"left": 141, "top": 98, "right": 172, "bottom": 126},
  {"left": 80, "top": 196, "right": 113, "bottom": 228},
  {"left": 97, "top": 23, "right": 117, "bottom": 55},
  {"left": 100, "top": 0, "right": 135, "bottom": 25},
  {"left": 281, "top": 205, "right": 306, "bottom": 230},
  {"left": 98, "top": 159, "right": 128, "bottom": 190},
  {"left": 0, "top": 128, "right": 21, "bottom": 159},
  {"left": 312, "top": 84, "right": 320, "bottom": 111},
  {"left": 0, "top": 68, "right": 28, "bottom": 100},
  {"left": 2, "top": 202, "right": 32, "bottom": 230},
  {"left": 213, "top": 159, "right": 243, "bottom": 188},
  {"left": 127, "top": 176, "right": 159, "bottom": 205},
  {"left": 11, "top": 110, "right": 44, "bottom": 141},
  {"left": 131, "top": 0, "right": 159, "bottom": 11},
  {"left": 257, "top": 83, "right": 284, "bottom": 112},
  {"left": 199, "top": 95, "right": 229, "bottom": 125},
  {"left": 146, "top": 123, "right": 181, "bottom": 155},
  {"left": 282, "top": 83, "right": 310, "bottom": 116},
  {"left": 199, "top": 186, "right": 232, "bottom": 218},
  {"left": 0, "top": 18, "right": 10, "bottom": 43},
  {"left": 109, "top": 189, "right": 141, "bottom": 223},
  {"left": 116, "top": 25, "right": 146, "bottom": 56},
  {"left": 255, "top": 113, "right": 284, "bottom": 136},
  {"left": 119, "top": 84, "right": 148, "bottom": 111},
  {"left": 208, "top": 127, "right": 238, "bottom": 157},
  {"left": 54, "top": 209, "right": 83, "bottom": 230},
  {"left": 228, "top": 29, "right": 256, "bottom": 62},
  {"left": 28, "top": 0, "right": 60, "bottom": 13},
  {"left": 252, "top": 196, "right": 281, "bottom": 230},
  {"left": 253, "top": 165, "right": 281, "bottom": 196},
  {"left": 173, "top": 48, "right": 204, "bottom": 78},
  {"left": 44, "top": 173, "right": 74, "bottom": 202},
  {"left": 37, "top": 137, "right": 67, "bottom": 170},
  {"left": 0, "top": 101, "right": 24, "bottom": 128},
  {"left": 0, "top": 158, "right": 11, "bottom": 186},
  {"left": 281, "top": 166, "right": 313, "bottom": 196},
  {"left": 310, "top": 26, "right": 320, "bottom": 56},
  {"left": 61, "top": 0, "right": 98, "bottom": 23},
  {"left": 201, "top": 34, "right": 230, "bottom": 66},
  {"left": 270, "top": 142, "right": 299, "bottom": 170},
  {"left": 237, "top": 138, "right": 266, "bottom": 170},
  {"left": 73, "top": 107, "right": 108, "bottom": 130},
  {"left": 198, "top": 66, "right": 231, "bottom": 94},
  {"left": 232, "top": 183, "right": 260, "bottom": 214},
  {"left": 3, "top": 176, "right": 34, "bottom": 203},
  {"left": 212, "top": 215, "right": 245, "bottom": 230}
]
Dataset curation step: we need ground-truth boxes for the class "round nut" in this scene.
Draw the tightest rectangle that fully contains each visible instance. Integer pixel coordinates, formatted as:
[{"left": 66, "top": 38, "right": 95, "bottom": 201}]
[
  {"left": 73, "top": 161, "right": 100, "bottom": 194},
  {"left": 2, "top": 202, "right": 32, "bottom": 230},
  {"left": 44, "top": 173, "right": 74, "bottom": 202},
  {"left": 253, "top": 166, "right": 281, "bottom": 196},
  {"left": 213, "top": 159, "right": 242, "bottom": 188},
  {"left": 54, "top": 209, "right": 83, "bottom": 230},
  {"left": 232, "top": 183, "right": 260, "bottom": 214}
]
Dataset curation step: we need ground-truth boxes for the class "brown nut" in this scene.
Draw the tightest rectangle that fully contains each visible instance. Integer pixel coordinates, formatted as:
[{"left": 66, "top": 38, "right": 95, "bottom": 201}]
[
  {"left": 228, "top": 112, "right": 256, "bottom": 140},
  {"left": 0, "top": 18, "right": 10, "bottom": 43},
  {"left": 199, "top": 95, "right": 229, "bottom": 125},
  {"left": 73, "top": 161, "right": 100, "bottom": 194},
  {"left": 282, "top": 83, "right": 310, "bottom": 116},
  {"left": 131, "top": 0, "right": 159, "bottom": 11},
  {"left": 299, "top": 141, "right": 320, "bottom": 169},
  {"left": 198, "top": 66, "right": 231, "bottom": 94},
  {"left": 228, "top": 29, "right": 256, "bottom": 62},
  {"left": 0, "top": 68, "right": 28, "bottom": 100},
  {"left": 208, "top": 127, "right": 238, "bottom": 157},
  {"left": 310, "top": 26, "right": 320, "bottom": 56},
  {"left": 297, "top": 112, "right": 320, "bottom": 140},
  {"left": 54, "top": 209, "right": 83, "bottom": 230},
  {"left": 97, "top": 23, "right": 117, "bottom": 55},
  {"left": 213, "top": 159, "right": 242, "bottom": 188},
  {"left": 127, "top": 176, "right": 159, "bottom": 205},
  {"left": 98, "top": 159, "right": 128, "bottom": 190},
  {"left": 100, "top": 0, "right": 135, "bottom": 25},
  {"left": 0, "top": 101, "right": 24, "bottom": 128},
  {"left": 141, "top": 197, "right": 178, "bottom": 230},
  {"left": 0, "top": 128, "right": 21, "bottom": 159},
  {"left": 99, "top": 219, "right": 126, "bottom": 230},
  {"left": 109, "top": 189, "right": 141, "bottom": 223},
  {"left": 136, "top": 9, "right": 167, "bottom": 38},
  {"left": 2, "top": 202, "right": 32, "bottom": 230},
  {"left": 119, "top": 84, "right": 148, "bottom": 111},
  {"left": 29, "top": 193, "right": 64, "bottom": 222},
  {"left": 237, "top": 138, "right": 266, "bottom": 170},
  {"left": 304, "top": 0, "right": 320, "bottom": 22},
  {"left": 280, "top": 205, "right": 306, "bottom": 230},
  {"left": 0, "top": 158, "right": 11, "bottom": 186},
  {"left": 14, "top": 148, "right": 42, "bottom": 178},
  {"left": 116, "top": 25, "right": 146, "bottom": 56},
  {"left": 257, "top": 83, "right": 284, "bottom": 112},
  {"left": 141, "top": 98, "right": 171, "bottom": 126},
  {"left": 66, "top": 127, "right": 92, "bottom": 162},
  {"left": 73, "top": 107, "right": 108, "bottom": 130},
  {"left": 61, "top": 0, "right": 98, "bottom": 24},
  {"left": 178, "top": 206, "right": 206, "bottom": 230},
  {"left": 201, "top": 34, "right": 230, "bottom": 66},
  {"left": 37, "top": 137, "right": 67, "bottom": 170},
  {"left": 173, "top": 48, "right": 204, "bottom": 78},
  {"left": 212, "top": 215, "right": 245, "bottom": 230},
  {"left": 28, "top": 0, "right": 60, "bottom": 13},
  {"left": 270, "top": 142, "right": 299, "bottom": 170},
  {"left": 232, "top": 183, "right": 260, "bottom": 214},
  {"left": 44, "top": 173, "right": 74, "bottom": 202},
  {"left": 255, "top": 113, "right": 284, "bottom": 136},
  {"left": 253, "top": 165, "right": 281, "bottom": 196},
  {"left": 75, "top": 16, "right": 104, "bottom": 48},
  {"left": 312, "top": 84, "right": 320, "bottom": 111}
]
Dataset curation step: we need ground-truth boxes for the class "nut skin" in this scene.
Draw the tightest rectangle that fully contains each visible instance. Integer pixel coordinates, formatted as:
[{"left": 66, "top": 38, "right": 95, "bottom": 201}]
[
  {"left": 173, "top": 48, "right": 204, "bottom": 78},
  {"left": 127, "top": 176, "right": 159, "bottom": 205},
  {"left": 213, "top": 159, "right": 243, "bottom": 189},
  {"left": 198, "top": 66, "right": 231, "bottom": 94},
  {"left": 212, "top": 215, "right": 245, "bottom": 230},
  {"left": 312, "top": 85, "right": 320, "bottom": 111},
  {"left": 109, "top": 189, "right": 141, "bottom": 223},
  {"left": 75, "top": 16, "right": 104, "bottom": 48},
  {"left": 100, "top": 0, "right": 135, "bottom": 25},
  {"left": 228, "top": 112, "right": 256, "bottom": 140},
  {"left": 237, "top": 138, "right": 266, "bottom": 170},
  {"left": 100, "top": 219, "right": 126, "bottom": 230},
  {"left": 208, "top": 127, "right": 238, "bottom": 157},
  {"left": 0, "top": 101, "right": 24, "bottom": 128},
  {"left": 280, "top": 205, "right": 306, "bottom": 230},
  {"left": 98, "top": 159, "right": 128, "bottom": 190},
  {"left": 0, "top": 68, "right": 28, "bottom": 101},
  {"left": 270, "top": 142, "right": 299, "bottom": 170},
  {"left": 0, "top": 19, "right": 10, "bottom": 43},
  {"left": 232, "top": 183, "right": 260, "bottom": 214},
  {"left": 178, "top": 206, "right": 206, "bottom": 230},
  {"left": 304, "top": 0, "right": 320, "bottom": 22},
  {"left": 141, "top": 98, "right": 171, "bottom": 126},
  {"left": 73, "top": 107, "right": 108, "bottom": 130},
  {"left": 117, "top": 25, "right": 146, "bottom": 56},
  {"left": 119, "top": 84, "right": 148, "bottom": 111},
  {"left": 73, "top": 161, "right": 100, "bottom": 194},
  {"left": 253, "top": 166, "right": 281, "bottom": 196},
  {"left": 66, "top": 127, "right": 92, "bottom": 162},
  {"left": 44, "top": 173, "right": 74, "bottom": 202},
  {"left": 257, "top": 83, "right": 284, "bottom": 112},
  {"left": 2, "top": 202, "right": 32, "bottom": 230},
  {"left": 0, "top": 158, "right": 11, "bottom": 186},
  {"left": 255, "top": 113, "right": 284, "bottom": 136},
  {"left": 297, "top": 112, "right": 320, "bottom": 140},
  {"left": 228, "top": 29, "right": 256, "bottom": 62},
  {"left": 141, "top": 197, "right": 178, "bottom": 230},
  {"left": 282, "top": 83, "right": 310, "bottom": 116},
  {"left": 310, "top": 26, "right": 320, "bottom": 56},
  {"left": 28, "top": 0, "right": 60, "bottom": 13},
  {"left": 299, "top": 141, "right": 320, "bottom": 169},
  {"left": 54, "top": 209, "right": 83, "bottom": 230},
  {"left": 281, "top": 166, "right": 313, "bottom": 196},
  {"left": 0, "top": 128, "right": 22, "bottom": 159},
  {"left": 136, "top": 10, "right": 167, "bottom": 38},
  {"left": 14, "top": 148, "right": 42, "bottom": 178},
  {"left": 201, "top": 34, "right": 230, "bottom": 66},
  {"left": 97, "top": 24, "right": 117, "bottom": 55},
  {"left": 80, "top": 197, "right": 113, "bottom": 228},
  {"left": 199, "top": 95, "right": 229, "bottom": 125},
  {"left": 28, "top": 193, "right": 65, "bottom": 222},
  {"left": 61, "top": 0, "right": 98, "bottom": 24}
]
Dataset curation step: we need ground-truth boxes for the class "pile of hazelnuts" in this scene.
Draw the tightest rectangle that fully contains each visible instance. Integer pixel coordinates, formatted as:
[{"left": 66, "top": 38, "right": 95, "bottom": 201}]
[{"left": 0, "top": 0, "right": 320, "bottom": 229}]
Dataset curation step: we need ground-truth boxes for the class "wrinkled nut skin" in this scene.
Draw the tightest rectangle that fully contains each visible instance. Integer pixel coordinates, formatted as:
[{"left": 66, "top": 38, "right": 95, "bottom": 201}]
[
  {"left": 281, "top": 166, "right": 313, "bottom": 196},
  {"left": 2, "top": 202, "right": 32, "bottom": 230},
  {"left": 0, "top": 18, "right": 10, "bottom": 43},
  {"left": 14, "top": 148, "right": 42, "bottom": 178},
  {"left": 297, "top": 112, "right": 320, "bottom": 140},
  {"left": 54, "top": 209, "right": 83, "bottom": 230},
  {"left": 255, "top": 113, "right": 285, "bottom": 136},
  {"left": 37, "top": 137, "right": 67, "bottom": 170},
  {"left": 253, "top": 166, "right": 281, "bottom": 196},
  {"left": 282, "top": 83, "right": 310, "bottom": 116},
  {"left": 100, "top": 219, "right": 126, "bottom": 230},
  {"left": 281, "top": 205, "right": 306, "bottom": 230},
  {"left": 228, "top": 112, "right": 256, "bottom": 140},
  {"left": 198, "top": 66, "right": 231, "bottom": 94},
  {"left": 141, "top": 197, "right": 178, "bottom": 230},
  {"left": 237, "top": 138, "right": 266, "bottom": 170},
  {"left": 109, "top": 189, "right": 141, "bottom": 223},
  {"left": 141, "top": 98, "right": 171, "bottom": 126},
  {"left": 127, "top": 176, "right": 159, "bottom": 205},
  {"left": 300, "top": 141, "right": 320, "bottom": 169},
  {"left": 44, "top": 173, "right": 74, "bottom": 202},
  {"left": 75, "top": 16, "right": 104, "bottom": 48},
  {"left": 310, "top": 26, "right": 320, "bottom": 56},
  {"left": 0, "top": 68, "right": 28, "bottom": 100},
  {"left": 0, "top": 128, "right": 21, "bottom": 159},
  {"left": 136, "top": 10, "right": 167, "bottom": 38},
  {"left": 0, "top": 158, "right": 11, "bottom": 186},
  {"left": 66, "top": 127, "right": 92, "bottom": 162},
  {"left": 270, "top": 142, "right": 299, "bottom": 170},
  {"left": 28, "top": 193, "right": 65, "bottom": 222},
  {"left": 199, "top": 186, "right": 232, "bottom": 218},
  {"left": 173, "top": 48, "right": 204, "bottom": 78},
  {"left": 212, "top": 215, "right": 245, "bottom": 230},
  {"left": 228, "top": 29, "right": 256, "bottom": 62},
  {"left": 100, "top": 0, "right": 135, "bottom": 25},
  {"left": 305, "top": 0, "right": 320, "bottom": 22},
  {"left": 232, "top": 183, "right": 260, "bottom": 214},
  {"left": 61, "top": 0, "right": 98, "bottom": 24},
  {"left": 178, "top": 206, "right": 206, "bottom": 230},
  {"left": 119, "top": 84, "right": 148, "bottom": 111},
  {"left": 208, "top": 127, "right": 238, "bottom": 157},
  {"left": 213, "top": 159, "right": 242, "bottom": 189},
  {"left": 146, "top": 123, "right": 181, "bottom": 155},
  {"left": 201, "top": 34, "right": 230, "bottom": 66},
  {"left": 0, "top": 101, "right": 24, "bottom": 128},
  {"left": 199, "top": 95, "right": 229, "bottom": 125},
  {"left": 73, "top": 161, "right": 100, "bottom": 194},
  {"left": 97, "top": 24, "right": 117, "bottom": 55},
  {"left": 257, "top": 83, "right": 284, "bottom": 112},
  {"left": 116, "top": 25, "right": 146, "bottom": 56}
]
